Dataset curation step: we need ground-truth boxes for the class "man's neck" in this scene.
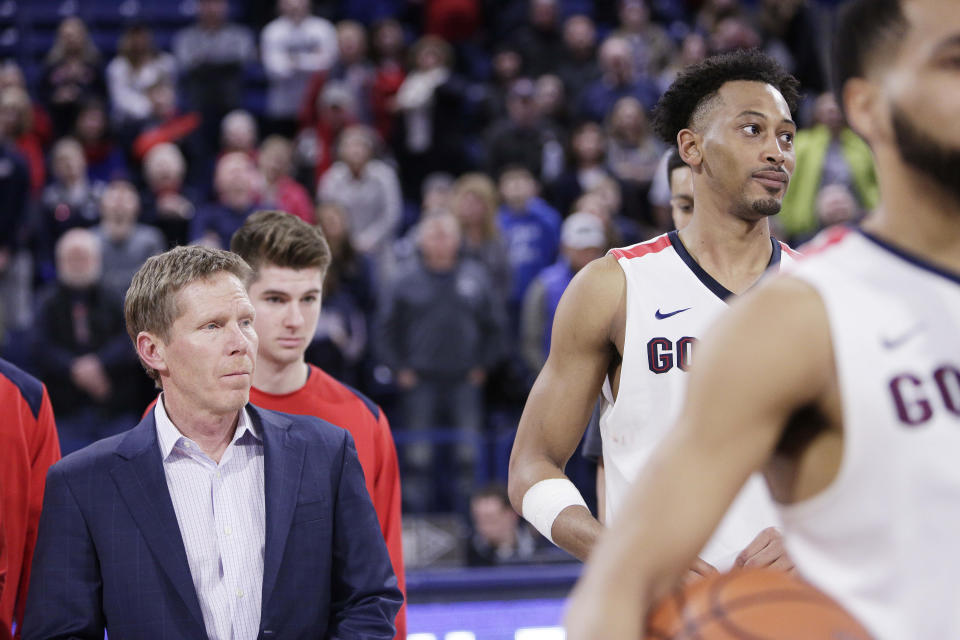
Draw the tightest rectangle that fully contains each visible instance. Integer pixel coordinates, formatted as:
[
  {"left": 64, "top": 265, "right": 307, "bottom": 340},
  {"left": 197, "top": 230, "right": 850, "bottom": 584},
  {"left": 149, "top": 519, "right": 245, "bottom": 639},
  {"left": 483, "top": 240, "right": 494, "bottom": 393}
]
[
  {"left": 253, "top": 358, "right": 309, "bottom": 395},
  {"left": 161, "top": 393, "right": 239, "bottom": 463},
  {"left": 678, "top": 202, "right": 774, "bottom": 295},
  {"left": 862, "top": 152, "right": 960, "bottom": 275}
]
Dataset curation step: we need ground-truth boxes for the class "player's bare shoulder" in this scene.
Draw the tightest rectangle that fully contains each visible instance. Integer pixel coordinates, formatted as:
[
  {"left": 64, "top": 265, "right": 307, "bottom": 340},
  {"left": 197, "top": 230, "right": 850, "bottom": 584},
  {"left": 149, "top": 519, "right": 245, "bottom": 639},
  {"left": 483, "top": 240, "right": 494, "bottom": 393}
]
[{"left": 553, "top": 254, "right": 627, "bottom": 355}]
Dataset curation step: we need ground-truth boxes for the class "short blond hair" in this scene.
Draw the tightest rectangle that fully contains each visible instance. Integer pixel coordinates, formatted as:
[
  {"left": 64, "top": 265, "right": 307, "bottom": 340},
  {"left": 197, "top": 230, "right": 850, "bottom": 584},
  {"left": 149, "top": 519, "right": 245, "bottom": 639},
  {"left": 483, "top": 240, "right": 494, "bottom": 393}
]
[{"left": 124, "top": 245, "right": 252, "bottom": 382}]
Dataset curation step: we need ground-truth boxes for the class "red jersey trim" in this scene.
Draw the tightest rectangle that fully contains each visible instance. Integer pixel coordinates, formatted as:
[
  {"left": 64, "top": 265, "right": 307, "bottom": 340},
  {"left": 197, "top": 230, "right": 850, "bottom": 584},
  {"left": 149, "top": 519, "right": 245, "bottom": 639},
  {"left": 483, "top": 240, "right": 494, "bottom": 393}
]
[
  {"left": 609, "top": 234, "right": 672, "bottom": 260},
  {"left": 797, "top": 225, "right": 853, "bottom": 259},
  {"left": 779, "top": 241, "right": 802, "bottom": 259}
]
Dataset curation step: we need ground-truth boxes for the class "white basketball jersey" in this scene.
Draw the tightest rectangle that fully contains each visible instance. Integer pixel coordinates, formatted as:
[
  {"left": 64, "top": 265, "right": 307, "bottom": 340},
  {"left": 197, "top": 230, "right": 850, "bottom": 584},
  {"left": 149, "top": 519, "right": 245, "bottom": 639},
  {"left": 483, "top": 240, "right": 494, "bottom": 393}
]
[
  {"left": 780, "top": 226, "right": 960, "bottom": 640},
  {"left": 601, "top": 231, "right": 799, "bottom": 570}
]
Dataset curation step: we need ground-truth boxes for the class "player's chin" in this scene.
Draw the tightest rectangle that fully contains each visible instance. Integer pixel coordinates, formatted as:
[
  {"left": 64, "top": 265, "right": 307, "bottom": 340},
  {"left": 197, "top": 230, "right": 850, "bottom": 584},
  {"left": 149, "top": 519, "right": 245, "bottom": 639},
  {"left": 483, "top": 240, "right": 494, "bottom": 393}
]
[{"left": 751, "top": 197, "right": 783, "bottom": 217}]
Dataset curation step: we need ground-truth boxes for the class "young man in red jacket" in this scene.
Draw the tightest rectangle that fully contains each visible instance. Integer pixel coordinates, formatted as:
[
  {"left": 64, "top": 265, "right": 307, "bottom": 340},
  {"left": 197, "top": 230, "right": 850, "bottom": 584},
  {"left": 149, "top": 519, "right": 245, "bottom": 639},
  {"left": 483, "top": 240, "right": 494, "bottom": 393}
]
[
  {"left": 0, "top": 358, "right": 60, "bottom": 639},
  {"left": 231, "top": 210, "right": 406, "bottom": 638}
]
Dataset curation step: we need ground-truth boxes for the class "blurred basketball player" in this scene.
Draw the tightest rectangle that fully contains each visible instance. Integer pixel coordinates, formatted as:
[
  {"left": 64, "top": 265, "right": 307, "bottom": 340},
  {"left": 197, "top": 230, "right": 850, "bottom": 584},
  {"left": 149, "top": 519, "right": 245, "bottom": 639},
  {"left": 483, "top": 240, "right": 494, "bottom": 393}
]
[
  {"left": 508, "top": 49, "right": 801, "bottom": 574},
  {"left": 565, "top": 1, "right": 960, "bottom": 638}
]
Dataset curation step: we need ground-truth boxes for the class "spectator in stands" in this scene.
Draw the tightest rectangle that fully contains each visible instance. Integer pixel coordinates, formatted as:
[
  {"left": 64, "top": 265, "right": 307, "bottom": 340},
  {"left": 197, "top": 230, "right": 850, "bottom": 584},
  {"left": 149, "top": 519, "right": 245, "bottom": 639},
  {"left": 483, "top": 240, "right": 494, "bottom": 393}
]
[
  {"left": 39, "top": 17, "right": 106, "bottom": 137},
  {"left": 451, "top": 172, "right": 511, "bottom": 304},
  {"left": 0, "top": 358, "right": 60, "bottom": 640},
  {"left": 0, "top": 119, "right": 30, "bottom": 335},
  {"left": 556, "top": 15, "right": 600, "bottom": 106},
  {"left": 92, "top": 180, "right": 165, "bottom": 303},
  {"left": 480, "top": 43, "right": 525, "bottom": 126},
  {"left": 140, "top": 143, "right": 197, "bottom": 247},
  {"left": 319, "top": 125, "right": 401, "bottom": 261},
  {"left": 756, "top": 0, "right": 826, "bottom": 94},
  {"left": 485, "top": 77, "right": 564, "bottom": 184},
  {"left": 0, "top": 60, "right": 53, "bottom": 151},
  {"left": 0, "top": 87, "right": 45, "bottom": 196},
  {"left": 421, "top": 172, "right": 455, "bottom": 217},
  {"left": 38, "top": 138, "right": 103, "bottom": 282},
  {"left": 296, "top": 81, "right": 358, "bottom": 187},
  {"left": 32, "top": 229, "right": 142, "bottom": 454},
  {"left": 578, "top": 36, "right": 660, "bottom": 122},
  {"left": 778, "top": 91, "right": 878, "bottom": 243},
  {"left": 658, "top": 31, "right": 708, "bottom": 93},
  {"left": 513, "top": 0, "right": 564, "bottom": 78},
  {"left": 131, "top": 76, "right": 206, "bottom": 193},
  {"left": 816, "top": 182, "right": 861, "bottom": 228},
  {"left": 173, "top": 0, "right": 255, "bottom": 147},
  {"left": 709, "top": 13, "right": 762, "bottom": 54},
  {"left": 521, "top": 212, "right": 607, "bottom": 373},
  {"left": 106, "top": 24, "right": 178, "bottom": 127},
  {"left": 72, "top": 98, "right": 127, "bottom": 184},
  {"left": 190, "top": 152, "right": 260, "bottom": 247},
  {"left": 308, "top": 202, "right": 375, "bottom": 385},
  {"left": 574, "top": 182, "right": 649, "bottom": 247},
  {"left": 259, "top": 135, "right": 314, "bottom": 223},
  {"left": 606, "top": 96, "right": 663, "bottom": 188},
  {"left": 369, "top": 19, "right": 406, "bottom": 142},
  {"left": 262, "top": 0, "right": 339, "bottom": 136},
  {"left": 468, "top": 483, "right": 541, "bottom": 566},
  {"left": 220, "top": 109, "right": 259, "bottom": 157},
  {"left": 547, "top": 120, "right": 615, "bottom": 217},
  {"left": 615, "top": 0, "right": 675, "bottom": 78},
  {"left": 393, "top": 35, "right": 468, "bottom": 200},
  {"left": 497, "top": 165, "right": 561, "bottom": 324},
  {"left": 298, "top": 20, "right": 375, "bottom": 126},
  {"left": 535, "top": 73, "right": 571, "bottom": 135},
  {"left": 377, "top": 213, "right": 505, "bottom": 511}
]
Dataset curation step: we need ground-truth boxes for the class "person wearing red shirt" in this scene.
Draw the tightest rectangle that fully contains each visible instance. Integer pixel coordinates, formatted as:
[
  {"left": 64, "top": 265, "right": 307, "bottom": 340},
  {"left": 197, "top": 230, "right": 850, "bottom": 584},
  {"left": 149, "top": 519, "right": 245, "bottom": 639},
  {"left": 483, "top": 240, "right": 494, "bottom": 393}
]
[
  {"left": 0, "top": 358, "right": 60, "bottom": 639},
  {"left": 231, "top": 210, "right": 406, "bottom": 638}
]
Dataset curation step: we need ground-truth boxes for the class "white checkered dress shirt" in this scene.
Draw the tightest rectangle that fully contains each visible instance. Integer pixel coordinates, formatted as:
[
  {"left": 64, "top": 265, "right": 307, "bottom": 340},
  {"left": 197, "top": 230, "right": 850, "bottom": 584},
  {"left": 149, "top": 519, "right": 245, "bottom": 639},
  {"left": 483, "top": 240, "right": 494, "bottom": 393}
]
[{"left": 154, "top": 397, "right": 265, "bottom": 640}]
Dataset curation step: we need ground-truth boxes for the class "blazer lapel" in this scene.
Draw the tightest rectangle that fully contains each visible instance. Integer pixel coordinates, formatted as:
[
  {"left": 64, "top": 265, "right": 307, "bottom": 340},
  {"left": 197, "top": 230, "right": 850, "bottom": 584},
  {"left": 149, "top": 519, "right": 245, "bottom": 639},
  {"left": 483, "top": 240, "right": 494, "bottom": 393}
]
[
  {"left": 110, "top": 414, "right": 206, "bottom": 630},
  {"left": 256, "top": 406, "right": 306, "bottom": 612}
]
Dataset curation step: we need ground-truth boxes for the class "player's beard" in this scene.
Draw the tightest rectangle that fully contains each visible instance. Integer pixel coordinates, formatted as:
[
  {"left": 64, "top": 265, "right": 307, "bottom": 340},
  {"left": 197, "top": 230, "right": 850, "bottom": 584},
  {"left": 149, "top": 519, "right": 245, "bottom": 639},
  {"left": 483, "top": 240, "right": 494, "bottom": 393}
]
[
  {"left": 752, "top": 197, "right": 782, "bottom": 217},
  {"left": 892, "top": 104, "right": 960, "bottom": 208}
]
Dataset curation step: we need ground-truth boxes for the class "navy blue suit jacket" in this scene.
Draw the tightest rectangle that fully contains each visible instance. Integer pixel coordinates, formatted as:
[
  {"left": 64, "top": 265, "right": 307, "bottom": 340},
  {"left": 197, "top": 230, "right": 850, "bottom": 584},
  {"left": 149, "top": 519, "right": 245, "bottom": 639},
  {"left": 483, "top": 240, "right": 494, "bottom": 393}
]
[{"left": 23, "top": 405, "right": 402, "bottom": 639}]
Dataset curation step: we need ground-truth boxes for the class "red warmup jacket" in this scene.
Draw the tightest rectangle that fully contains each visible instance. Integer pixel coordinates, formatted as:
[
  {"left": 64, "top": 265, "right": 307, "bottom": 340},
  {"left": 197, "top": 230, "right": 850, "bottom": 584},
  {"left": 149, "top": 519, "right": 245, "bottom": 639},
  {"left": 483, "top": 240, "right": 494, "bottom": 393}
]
[
  {"left": 146, "top": 365, "right": 407, "bottom": 638},
  {"left": 0, "top": 359, "right": 61, "bottom": 640}
]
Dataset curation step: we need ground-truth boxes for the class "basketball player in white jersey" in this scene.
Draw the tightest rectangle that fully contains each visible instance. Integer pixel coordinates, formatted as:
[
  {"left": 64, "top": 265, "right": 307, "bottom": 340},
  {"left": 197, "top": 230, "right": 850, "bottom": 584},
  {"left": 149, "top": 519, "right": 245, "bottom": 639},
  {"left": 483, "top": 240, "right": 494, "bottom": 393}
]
[
  {"left": 565, "top": 1, "right": 960, "bottom": 638},
  {"left": 507, "top": 49, "right": 801, "bottom": 573}
]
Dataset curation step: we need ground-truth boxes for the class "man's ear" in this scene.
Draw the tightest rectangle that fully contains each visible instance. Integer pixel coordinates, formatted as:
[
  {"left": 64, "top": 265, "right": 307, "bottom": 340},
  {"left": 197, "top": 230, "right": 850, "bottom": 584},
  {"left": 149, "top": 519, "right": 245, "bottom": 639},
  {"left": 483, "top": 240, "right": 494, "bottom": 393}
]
[
  {"left": 677, "top": 129, "right": 702, "bottom": 168},
  {"left": 136, "top": 331, "right": 168, "bottom": 377},
  {"left": 843, "top": 78, "right": 885, "bottom": 144}
]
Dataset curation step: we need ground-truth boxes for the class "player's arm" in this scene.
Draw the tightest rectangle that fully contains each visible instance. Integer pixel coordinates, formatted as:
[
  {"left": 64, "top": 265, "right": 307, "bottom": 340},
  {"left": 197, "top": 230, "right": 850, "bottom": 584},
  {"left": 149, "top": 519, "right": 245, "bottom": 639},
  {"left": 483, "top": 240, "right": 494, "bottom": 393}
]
[
  {"left": 508, "top": 255, "right": 624, "bottom": 561},
  {"left": 564, "top": 276, "right": 835, "bottom": 640}
]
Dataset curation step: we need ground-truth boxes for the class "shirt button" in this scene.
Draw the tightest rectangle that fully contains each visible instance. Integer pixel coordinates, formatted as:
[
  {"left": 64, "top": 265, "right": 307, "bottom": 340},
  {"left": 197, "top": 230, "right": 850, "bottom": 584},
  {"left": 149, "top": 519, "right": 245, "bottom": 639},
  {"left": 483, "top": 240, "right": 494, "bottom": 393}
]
[
  {"left": 224, "top": 526, "right": 232, "bottom": 536},
  {"left": 236, "top": 589, "right": 244, "bottom": 598}
]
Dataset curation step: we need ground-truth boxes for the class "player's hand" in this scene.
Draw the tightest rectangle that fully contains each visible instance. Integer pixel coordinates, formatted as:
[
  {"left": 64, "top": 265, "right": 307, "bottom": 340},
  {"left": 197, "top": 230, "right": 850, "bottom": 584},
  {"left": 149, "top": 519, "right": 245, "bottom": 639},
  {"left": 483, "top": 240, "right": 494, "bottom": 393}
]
[
  {"left": 735, "top": 527, "right": 794, "bottom": 572},
  {"left": 684, "top": 556, "right": 718, "bottom": 583}
]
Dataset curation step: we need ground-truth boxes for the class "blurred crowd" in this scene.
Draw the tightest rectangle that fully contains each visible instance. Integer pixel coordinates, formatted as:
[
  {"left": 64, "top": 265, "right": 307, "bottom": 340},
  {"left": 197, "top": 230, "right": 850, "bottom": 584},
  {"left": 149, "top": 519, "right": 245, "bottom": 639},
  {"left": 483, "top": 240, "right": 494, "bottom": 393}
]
[{"left": 0, "top": 0, "right": 874, "bottom": 519}]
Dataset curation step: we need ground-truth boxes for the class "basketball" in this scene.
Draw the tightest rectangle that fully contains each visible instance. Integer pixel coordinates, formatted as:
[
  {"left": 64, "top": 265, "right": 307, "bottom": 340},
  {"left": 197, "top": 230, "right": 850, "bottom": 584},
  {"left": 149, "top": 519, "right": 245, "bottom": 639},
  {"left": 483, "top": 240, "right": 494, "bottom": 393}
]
[{"left": 645, "top": 568, "right": 873, "bottom": 640}]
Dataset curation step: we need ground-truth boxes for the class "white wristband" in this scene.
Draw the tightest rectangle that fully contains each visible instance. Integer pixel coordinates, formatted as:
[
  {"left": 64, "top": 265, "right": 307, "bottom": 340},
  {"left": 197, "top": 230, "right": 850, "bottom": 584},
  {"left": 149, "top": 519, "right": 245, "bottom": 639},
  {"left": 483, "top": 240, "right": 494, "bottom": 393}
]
[{"left": 521, "top": 478, "right": 588, "bottom": 544}]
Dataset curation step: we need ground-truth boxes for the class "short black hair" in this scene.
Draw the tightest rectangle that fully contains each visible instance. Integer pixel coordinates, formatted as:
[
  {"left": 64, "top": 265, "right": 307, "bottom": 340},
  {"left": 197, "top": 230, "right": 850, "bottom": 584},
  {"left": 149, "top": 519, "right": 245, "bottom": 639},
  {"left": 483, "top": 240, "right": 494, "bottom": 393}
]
[
  {"left": 832, "top": 0, "right": 907, "bottom": 115},
  {"left": 666, "top": 147, "right": 687, "bottom": 178},
  {"left": 651, "top": 49, "right": 800, "bottom": 146}
]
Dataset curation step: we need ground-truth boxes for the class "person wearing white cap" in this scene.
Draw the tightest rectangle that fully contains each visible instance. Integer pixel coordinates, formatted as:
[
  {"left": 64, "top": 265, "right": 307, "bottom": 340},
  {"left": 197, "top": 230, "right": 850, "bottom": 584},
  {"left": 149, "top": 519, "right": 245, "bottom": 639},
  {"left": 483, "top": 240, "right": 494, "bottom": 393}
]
[{"left": 520, "top": 212, "right": 608, "bottom": 372}]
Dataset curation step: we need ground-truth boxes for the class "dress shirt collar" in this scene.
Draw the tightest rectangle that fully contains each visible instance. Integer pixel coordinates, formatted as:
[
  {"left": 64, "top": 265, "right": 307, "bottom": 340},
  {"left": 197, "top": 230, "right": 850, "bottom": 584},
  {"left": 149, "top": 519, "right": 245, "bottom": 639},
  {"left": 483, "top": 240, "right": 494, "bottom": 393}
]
[{"left": 154, "top": 394, "right": 260, "bottom": 461}]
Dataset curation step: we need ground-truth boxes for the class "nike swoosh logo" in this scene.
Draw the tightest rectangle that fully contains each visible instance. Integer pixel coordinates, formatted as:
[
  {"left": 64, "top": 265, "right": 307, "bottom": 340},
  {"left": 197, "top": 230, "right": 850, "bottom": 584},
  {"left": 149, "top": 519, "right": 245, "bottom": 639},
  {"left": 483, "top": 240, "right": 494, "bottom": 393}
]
[
  {"left": 882, "top": 326, "right": 923, "bottom": 349},
  {"left": 655, "top": 307, "right": 692, "bottom": 320}
]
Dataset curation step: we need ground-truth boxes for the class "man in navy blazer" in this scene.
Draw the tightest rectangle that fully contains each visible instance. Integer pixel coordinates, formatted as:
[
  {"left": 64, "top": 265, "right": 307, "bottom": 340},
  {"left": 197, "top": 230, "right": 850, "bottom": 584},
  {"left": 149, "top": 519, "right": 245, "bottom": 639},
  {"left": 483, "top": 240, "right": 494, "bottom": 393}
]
[{"left": 23, "top": 245, "right": 402, "bottom": 639}]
